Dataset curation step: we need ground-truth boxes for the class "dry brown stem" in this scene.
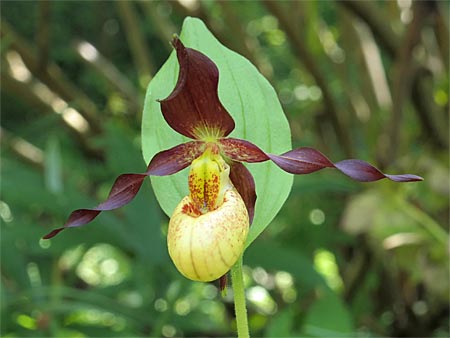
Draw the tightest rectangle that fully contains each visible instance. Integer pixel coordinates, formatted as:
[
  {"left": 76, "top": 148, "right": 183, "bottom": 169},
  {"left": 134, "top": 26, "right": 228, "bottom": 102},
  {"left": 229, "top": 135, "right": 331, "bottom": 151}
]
[
  {"left": 264, "top": 1, "right": 353, "bottom": 157},
  {"left": 116, "top": 0, "right": 155, "bottom": 86},
  {"left": 1, "top": 21, "right": 102, "bottom": 133}
]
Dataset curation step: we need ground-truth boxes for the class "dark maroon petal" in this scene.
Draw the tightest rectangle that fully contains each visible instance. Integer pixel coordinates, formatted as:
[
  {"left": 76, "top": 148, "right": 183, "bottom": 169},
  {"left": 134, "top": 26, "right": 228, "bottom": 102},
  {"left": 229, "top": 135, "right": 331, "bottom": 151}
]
[
  {"left": 219, "top": 138, "right": 421, "bottom": 183},
  {"left": 65, "top": 209, "right": 101, "bottom": 227},
  {"left": 43, "top": 142, "right": 205, "bottom": 239},
  {"left": 335, "top": 160, "right": 423, "bottom": 182},
  {"left": 384, "top": 174, "right": 424, "bottom": 182},
  {"left": 159, "top": 37, "right": 235, "bottom": 139},
  {"left": 229, "top": 161, "right": 256, "bottom": 224},
  {"left": 333, "top": 159, "right": 385, "bottom": 182},
  {"left": 267, "top": 147, "right": 423, "bottom": 182},
  {"left": 43, "top": 208, "right": 103, "bottom": 239},
  {"left": 96, "top": 174, "right": 148, "bottom": 209},
  {"left": 43, "top": 173, "right": 147, "bottom": 239},
  {"left": 147, "top": 141, "right": 204, "bottom": 176},
  {"left": 268, "top": 147, "right": 334, "bottom": 174},
  {"left": 42, "top": 227, "right": 69, "bottom": 239},
  {"left": 219, "top": 138, "right": 269, "bottom": 162}
]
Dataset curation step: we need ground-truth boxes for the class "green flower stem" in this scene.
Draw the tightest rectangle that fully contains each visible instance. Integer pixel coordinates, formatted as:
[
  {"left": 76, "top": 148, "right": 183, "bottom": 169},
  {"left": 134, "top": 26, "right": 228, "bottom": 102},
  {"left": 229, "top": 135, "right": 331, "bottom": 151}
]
[{"left": 231, "top": 256, "right": 250, "bottom": 338}]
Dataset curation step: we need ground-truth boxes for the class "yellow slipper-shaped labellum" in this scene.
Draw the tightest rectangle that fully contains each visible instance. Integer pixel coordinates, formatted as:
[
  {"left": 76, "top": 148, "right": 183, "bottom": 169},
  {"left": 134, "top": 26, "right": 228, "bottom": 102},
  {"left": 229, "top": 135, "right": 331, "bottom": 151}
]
[
  {"left": 167, "top": 144, "right": 249, "bottom": 282},
  {"left": 168, "top": 189, "right": 249, "bottom": 281}
]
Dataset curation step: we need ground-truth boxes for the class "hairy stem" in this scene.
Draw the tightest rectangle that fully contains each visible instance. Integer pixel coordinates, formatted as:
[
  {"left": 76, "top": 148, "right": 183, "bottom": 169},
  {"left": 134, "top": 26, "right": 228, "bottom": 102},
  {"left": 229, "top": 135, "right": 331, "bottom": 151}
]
[{"left": 231, "top": 256, "right": 250, "bottom": 338}]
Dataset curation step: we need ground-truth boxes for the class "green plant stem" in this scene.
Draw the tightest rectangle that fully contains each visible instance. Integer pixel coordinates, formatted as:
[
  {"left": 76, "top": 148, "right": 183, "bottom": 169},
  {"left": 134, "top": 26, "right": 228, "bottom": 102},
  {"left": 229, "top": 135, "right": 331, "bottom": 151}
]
[
  {"left": 395, "top": 195, "right": 448, "bottom": 246},
  {"left": 231, "top": 256, "right": 250, "bottom": 338}
]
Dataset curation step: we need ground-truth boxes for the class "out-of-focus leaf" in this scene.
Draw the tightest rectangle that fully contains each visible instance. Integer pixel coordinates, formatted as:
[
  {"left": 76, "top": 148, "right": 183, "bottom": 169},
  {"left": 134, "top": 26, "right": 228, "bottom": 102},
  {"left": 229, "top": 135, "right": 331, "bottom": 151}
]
[
  {"left": 342, "top": 188, "right": 447, "bottom": 246},
  {"left": 265, "top": 307, "right": 295, "bottom": 337},
  {"left": 2, "top": 158, "right": 63, "bottom": 215},
  {"left": 0, "top": 226, "right": 29, "bottom": 289},
  {"left": 301, "top": 290, "right": 354, "bottom": 337},
  {"left": 341, "top": 187, "right": 449, "bottom": 299},
  {"left": 102, "top": 123, "right": 165, "bottom": 264},
  {"left": 44, "top": 135, "right": 63, "bottom": 193},
  {"left": 142, "top": 17, "right": 293, "bottom": 246},
  {"left": 245, "top": 240, "right": 326, "bottom": 291},
  {"left": 3, "top": 129, "right": 163, "bottom": 260},
  {"left": 340, "top": 192, "right": 379, "bottom": 235}
]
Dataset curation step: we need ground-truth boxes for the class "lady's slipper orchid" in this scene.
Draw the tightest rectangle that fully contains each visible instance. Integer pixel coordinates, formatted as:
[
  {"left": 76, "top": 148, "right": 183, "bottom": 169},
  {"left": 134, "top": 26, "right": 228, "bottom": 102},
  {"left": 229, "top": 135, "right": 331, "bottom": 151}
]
[
  {"left": 43, "top": 37, "right": 423, "bottom": 282},
  {"left": 169, "top": 144, "right": 249, "bottom": 281}
]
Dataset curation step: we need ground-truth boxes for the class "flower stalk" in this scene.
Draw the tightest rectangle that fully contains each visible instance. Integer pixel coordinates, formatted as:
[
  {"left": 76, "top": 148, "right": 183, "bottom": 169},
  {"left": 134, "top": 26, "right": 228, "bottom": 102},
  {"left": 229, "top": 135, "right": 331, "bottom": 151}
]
[{"left": 231, "top": 256, "right": 249, "bottom": 338}]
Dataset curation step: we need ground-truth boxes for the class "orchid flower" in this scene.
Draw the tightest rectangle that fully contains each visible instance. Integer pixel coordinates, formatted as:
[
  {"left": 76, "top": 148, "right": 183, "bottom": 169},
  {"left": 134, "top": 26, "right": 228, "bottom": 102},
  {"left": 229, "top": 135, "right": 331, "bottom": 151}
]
[{"left": 43, "top": 37, "right": 422, "bottom": 283}]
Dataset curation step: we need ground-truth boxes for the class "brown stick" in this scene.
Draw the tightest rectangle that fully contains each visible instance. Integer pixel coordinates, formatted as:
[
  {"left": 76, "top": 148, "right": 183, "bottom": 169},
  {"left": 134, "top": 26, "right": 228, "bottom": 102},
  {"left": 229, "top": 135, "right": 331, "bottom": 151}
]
[
  {"left": 1, "top": 71, "right": 103, "bottom": 160},
  {"left": 215, "top": 1, "right": 257, "bottom": 64},
  {"left": 1, "top": 71, "right": 50, "bottom": 114},
  {"left": 384, "top": 2, "right": 433, "bottom": 166},
  {"left": 73, "top": 39, "right": 141, "bottom": 114},
  {"left": 139, "top": 0, "right": 178, "bottom": 50},
  {"left": 36, "top": 0, "right": 51, "bottom": 72},
  {"left": 264, "top": 1, "right": 353, "bottom": 157},
  {"left": 116, "top": 1, "right": 155, "bottom": 85},
  {"left": 411, "top": 68, "right": 449, "bottom": 149},
  {"left": 1, "top": 21, "right": 102, "bottom": 133},
  {"left": 340, "top": 1, "right": 397, "bottom": 56},
  {"left": 1, "top": 127, "right": 44, "bottom": 170},
  {"left": 340, "top": 0, "right": 448, "bottom": 154},
  {"left": 169, "top": 0, "right": 232, "bottom": 60},
  {"left": 431, "top": 1, "right": 449, "bottom": 72}
]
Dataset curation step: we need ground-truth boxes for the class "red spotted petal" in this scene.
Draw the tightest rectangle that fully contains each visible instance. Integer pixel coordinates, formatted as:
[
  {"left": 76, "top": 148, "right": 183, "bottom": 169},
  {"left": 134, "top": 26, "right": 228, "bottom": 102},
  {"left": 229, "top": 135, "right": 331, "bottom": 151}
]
[
  {"left": 147, "top": 141, "right": 204, "bottom": 176},
  {"left": 219, "top": 138, "right": 269, "bottom": 162},
  {"left": 159, "top": 37, "right": 235, "bottom": 139},
  {"left": 229, "top": 161, "right": 257, "bottom": 224},
  {"left": 43, "top": 142, "right": 204, "bottom": 239}
]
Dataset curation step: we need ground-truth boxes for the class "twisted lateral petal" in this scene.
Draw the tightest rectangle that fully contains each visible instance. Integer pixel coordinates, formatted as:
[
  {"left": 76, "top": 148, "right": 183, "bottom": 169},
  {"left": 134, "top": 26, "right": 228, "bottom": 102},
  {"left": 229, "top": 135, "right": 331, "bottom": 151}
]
[
  {"left": 268, "top": 148, "right": 423, "bottom": 182},
  {"left": 334, "top": 160, "right": 423, "bottom": 182},
  {"left": 43, "top": 209, "right": 101, "bottom": 239},
  {"left": 219, "top": 138, "right": 269, "bottom": 162},
  {"left": 229, "top": 161, "right": 256, "bottom": 224},
  {"left": 159, "top": 37, "right": 235, "bottom": 139},
  {"left": 43, "top": 173, "right": 147, "bottom": 239},
  {"left": 147, "top": 141, "right": 204, "bottom": 176},
  {"left": 43, "top": 143, "right": 204, "bottom": 239},
  {"left": 222, "top": 138, "right": 423, "bottom": 183},
  {"left": 267, "top": 148, "right": 334, "bottom": 174}
]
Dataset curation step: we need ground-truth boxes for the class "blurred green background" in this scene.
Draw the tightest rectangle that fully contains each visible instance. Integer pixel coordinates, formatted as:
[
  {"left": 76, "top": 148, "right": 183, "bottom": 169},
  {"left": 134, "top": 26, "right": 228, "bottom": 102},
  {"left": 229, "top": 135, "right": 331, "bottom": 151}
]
[{"left": 1, "top": 1, "right": 448, "bottom": 337}]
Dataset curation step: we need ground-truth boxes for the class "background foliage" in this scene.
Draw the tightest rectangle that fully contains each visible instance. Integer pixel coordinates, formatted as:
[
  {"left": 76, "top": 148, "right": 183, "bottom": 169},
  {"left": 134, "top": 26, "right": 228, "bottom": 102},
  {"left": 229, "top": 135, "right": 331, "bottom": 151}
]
[{"left": 1, "top": 1, "right": 448, "bottom": 337}]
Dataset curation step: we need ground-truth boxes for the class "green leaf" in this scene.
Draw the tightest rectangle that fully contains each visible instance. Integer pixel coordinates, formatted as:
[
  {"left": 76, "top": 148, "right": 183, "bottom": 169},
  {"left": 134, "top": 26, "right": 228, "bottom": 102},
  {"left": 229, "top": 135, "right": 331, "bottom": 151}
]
[
  {"left": 142, "top": 17, "right": 293, "bottom": 246},
  {"left": 102, "top": 122, "right": 166, "bottom": 264},
  {"left": 302, "top": 290, "right": 354, "bottom": 337},
  {"left": 245, "top": 240, "right": 326, "bottom": 291},
  {"left": 265, "top": 307, "right": 295, "bottom": 337},
  {"left": 44, "top": 135, "right": 63, "bottom": 194}
]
